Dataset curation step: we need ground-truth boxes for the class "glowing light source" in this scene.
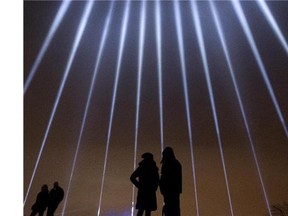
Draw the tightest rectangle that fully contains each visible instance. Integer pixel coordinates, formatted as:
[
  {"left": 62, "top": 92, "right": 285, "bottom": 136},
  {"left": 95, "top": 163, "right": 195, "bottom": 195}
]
[
  {"left": 61, "top": 2, "right": 115, "bottom": 216},
  {"left": 256, "top": 0, "right": 288, "bottom": 54},
  {"left": 155, "top": 0, "right": 164, "bottom": 153},
  {"left": 190, "top": 1, "right": 234, "bottom": 215},
  {"left": 97, "top": 1, "right": 131, "bottom": 215},
  {"left": 173, "top": 1, "right": 199, "bottom": 215},
  {"left": 131, "top": 1, "right": 147, "bottom": 215},
  {"left": 209, "top": 1, "right": 272, "bottom": 215},
  {"left": 24, "top": 0, "right": 94, "bottom": 206},
  {"left": 24, "top": 0, "right": 71, "bottom": 94},
  {"left": 232, "top": 0, "right": 288, "bottom": 139}
]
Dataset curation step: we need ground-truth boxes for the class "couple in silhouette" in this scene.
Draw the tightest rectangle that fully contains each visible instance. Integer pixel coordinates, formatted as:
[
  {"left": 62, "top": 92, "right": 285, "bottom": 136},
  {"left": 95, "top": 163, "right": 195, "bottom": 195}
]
[
  {"left": 130, "top": 147, "right": 182, "bottom": 216},
  {"left": 31, "top": 147, "right": 180, "bottom": 216},
  {"left": 30, "top": 181, "right": 64, "bottom": 216}
]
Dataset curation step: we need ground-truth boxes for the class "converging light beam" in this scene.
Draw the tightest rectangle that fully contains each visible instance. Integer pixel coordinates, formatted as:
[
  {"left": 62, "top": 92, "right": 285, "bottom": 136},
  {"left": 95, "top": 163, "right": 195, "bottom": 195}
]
[
  {"left": 24, "top": 0, "right": 71, "bottom": 94},
  {"left": 155, "top": 0, "right": 164, "bottom": 153},
  {"left": 256, "top": 0, "right": 288, "bottom": 54},
  {"left": 190, "top": 1, "right": 234, "bottom": 215},
  {"left": 232, "top": 0, "right": 288, "bottom": 139},
  {"left": 24, "top": 0, "right": 94, "bottom": 206},
  {"left": 61, "top": 2, "right": 115, "bottom": 216},
  {"left": 173, "top": 1, "right": 199, "bottom": 215},
  {"left": 209, "top": 1, "right": 272, "bottom": 215},
  {"left": 97, "top": 1, "right": 131, "bottom": 215},
  {"left": 131, "top": 1, "right": 147, "bottom": 216}
]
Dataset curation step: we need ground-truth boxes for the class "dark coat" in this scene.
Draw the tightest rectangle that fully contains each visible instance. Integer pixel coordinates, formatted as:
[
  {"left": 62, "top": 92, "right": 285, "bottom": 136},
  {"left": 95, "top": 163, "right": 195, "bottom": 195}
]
[
  {"left": 48, "top": 186, "right": 64, "bottom": 208},
  {"left": 31, "top": 190, "right": 49, "bottom": 212},
  {"left": 160, "top": 156, "right": 182, "bottom": 197},
  {"left": 130, "top": 159, "right": 159, "bottom": 211}
]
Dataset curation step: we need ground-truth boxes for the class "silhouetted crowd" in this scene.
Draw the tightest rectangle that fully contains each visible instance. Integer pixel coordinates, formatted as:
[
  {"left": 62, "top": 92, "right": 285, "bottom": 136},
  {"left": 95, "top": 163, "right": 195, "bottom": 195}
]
[
  {"left": 131, "top": 147, "right": 182, "bottom": 216},
  {"left": 30, "top": 147, "right": 181, "bottom": 216},
  {"left": 30, "top": 181, "right": 64, "bottom": 216}
]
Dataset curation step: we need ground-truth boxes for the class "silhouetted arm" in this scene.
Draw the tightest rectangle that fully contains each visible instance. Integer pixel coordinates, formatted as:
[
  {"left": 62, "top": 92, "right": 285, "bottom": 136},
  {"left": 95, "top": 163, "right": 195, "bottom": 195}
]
[{"left": 130, "top": 168, "right": 140, "bottom": 188}]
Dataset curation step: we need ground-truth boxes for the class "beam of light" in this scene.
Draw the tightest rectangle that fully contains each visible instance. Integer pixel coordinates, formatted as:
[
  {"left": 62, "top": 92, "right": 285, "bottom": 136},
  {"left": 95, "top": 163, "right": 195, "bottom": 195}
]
[
  {"left": 61, "top": 2, "right": 115, "bottom": 216},
  {"left": 190, "top": 1, "right": 234, "bottom": 215},
  {"left": 256, "top": 0, "right": 288, "bottom": 54},
  {"left": 232, "top": 0, "right": 288, "bottom": 139},
  {"left": 173, "top": 1, "right": 199, "bottom": 215},
  {"left": 209, "top": 2, "right": 272, "bottom": 216},
  {"left": 23, "top": 0, "right": 94, "bottom": 207},
  {"left": 24, "top": 0, "right": 71, "bottom": 94},
  {"left": 155, "top": 0, "right": 164, "bottom": 153},
  {"left": 131, "top": 1, "right": 147, "bottom": 216},
  {"left": 97, "top": 1, "right": 131, "bottom": 215}
]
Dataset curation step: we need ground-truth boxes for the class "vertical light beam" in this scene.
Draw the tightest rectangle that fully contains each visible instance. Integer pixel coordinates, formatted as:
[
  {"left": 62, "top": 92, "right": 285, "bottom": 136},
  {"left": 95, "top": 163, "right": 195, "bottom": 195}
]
[
  {"left": 61, "top": 2, "right": 115, "bottom": 216},
  {"left": 23, "top": 0, "right": 94, "bottom": 206},
  {"left": 232, "top": 0, "right": 288, "bottom": 139},
  {"left": 97, "top": 1, "right": 131, "bottom": 215},
  {"left": 190, "top": 1, "right": 234, "bottom": 215},
  {"left": 155, "top": 0, "right": 164, "bottom": 153},
  {"left": 173, "top": 1, "right": 199, "bottom": 215},
  {"left": 24, "top": 0, "right": 71, "bottom": 94},
  {"left": 256, "top": 0, "right": 288, "bottom": 54},
  {"left": 131, "top": 1, "right": 147, "bottom": 216},
  {"left": 209, "top": 1, "right": 272, "bottom": 215}
]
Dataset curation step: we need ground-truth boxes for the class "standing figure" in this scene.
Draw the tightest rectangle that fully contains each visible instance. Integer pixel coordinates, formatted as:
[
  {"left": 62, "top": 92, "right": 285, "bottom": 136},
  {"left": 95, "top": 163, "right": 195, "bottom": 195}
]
[
  {"left": 159, "top": 147, "right": 182, "bottom": 216},
  {"left": 46, "top": 182, "right": 64, "bottom": 216},
  {"left": 30, "top": 184, "right": 49, "bottom": 216},
  {"left": 130, "top": 152, "right": 159, "bottom": 216}
]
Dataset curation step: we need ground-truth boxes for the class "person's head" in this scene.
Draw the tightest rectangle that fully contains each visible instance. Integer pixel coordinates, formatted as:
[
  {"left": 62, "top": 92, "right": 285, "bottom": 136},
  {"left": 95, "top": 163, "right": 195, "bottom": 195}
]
[
  {"left": 41, "top": 184, "right": 48, "bottom": 192},
  {"left": 161, "top": 147, "right": 176, "bottom": 163},
  {"left": 141, "top": 152, "right": 154, "bottom": 161},
  {"left": 53, "top": 181, "right": 59, "bottom": 188}
]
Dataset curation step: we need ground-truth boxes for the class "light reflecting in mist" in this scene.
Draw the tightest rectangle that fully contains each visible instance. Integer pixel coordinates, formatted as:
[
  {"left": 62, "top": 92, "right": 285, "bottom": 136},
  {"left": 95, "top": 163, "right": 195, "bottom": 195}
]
[
  {"left": 232, "top": 0, "right": 288, "bottom": 139},
  {"left": 61, "top": 2, "right": 115, "bottom": 215},
  {"left": 131, "top": 1, "right": 147, "bottom": 215},
  {"left": 173, "top": 1, "right": 199, "bottom": 215},
  {"left": 155, "top": 0, "right": 164, "bottom": 153},
  {"left": 24, "top": 0, "right": 94, "bottom": 206},
  {"left": 97, "top": 1, "right": 131, "bottom": 215},
  {"left": 256, "top": 0, "right": 288, "bottom": 54},
  {"left": 191, "top": 1, "right": 234, "bottom": 215},
  {"left": 24, "top": 1, "right": 288, "bottom": 215},
  {"left": 209, "top": 1, "right": 272, "bottom": 216},
  {"left": 24, "top": 0, "right": 71, "bottom": 94}
]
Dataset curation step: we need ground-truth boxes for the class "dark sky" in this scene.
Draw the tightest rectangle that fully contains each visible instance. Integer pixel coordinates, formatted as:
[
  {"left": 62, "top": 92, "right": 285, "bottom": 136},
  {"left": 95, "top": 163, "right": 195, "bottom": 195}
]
[{"left": 24, "top": 1, "right": 288, "bottom": 216}]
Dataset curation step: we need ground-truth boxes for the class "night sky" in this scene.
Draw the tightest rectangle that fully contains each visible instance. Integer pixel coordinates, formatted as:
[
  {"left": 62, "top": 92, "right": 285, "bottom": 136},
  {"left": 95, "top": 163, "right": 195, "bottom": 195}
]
[{"left": 24, "top": 1, "right": 288, "bottom": 216}]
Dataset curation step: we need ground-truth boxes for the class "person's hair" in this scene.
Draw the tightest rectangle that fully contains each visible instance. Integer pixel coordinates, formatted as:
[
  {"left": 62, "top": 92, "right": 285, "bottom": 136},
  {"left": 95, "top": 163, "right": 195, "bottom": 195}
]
[
  {"left": 42, "top": 184, "right": 48, "bottom": 191},
  {"left": 161, "top": 147, "right": 176, "bottom": 163}
]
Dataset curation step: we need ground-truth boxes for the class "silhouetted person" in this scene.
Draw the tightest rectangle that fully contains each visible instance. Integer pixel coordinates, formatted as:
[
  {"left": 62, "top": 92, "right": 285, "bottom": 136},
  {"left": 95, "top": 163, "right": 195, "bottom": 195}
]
[
  {"left": 46, "top": 182, "right": 64, "bottom": 216},
  {"left": 130, "top": 152, "right": 159, "bottom": 216},
  {"left": 30, "top": 184, "right": 49, "bottom": 216},
  {"left": 159, "top": 147, "right": 182, "bottom": 216}
]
